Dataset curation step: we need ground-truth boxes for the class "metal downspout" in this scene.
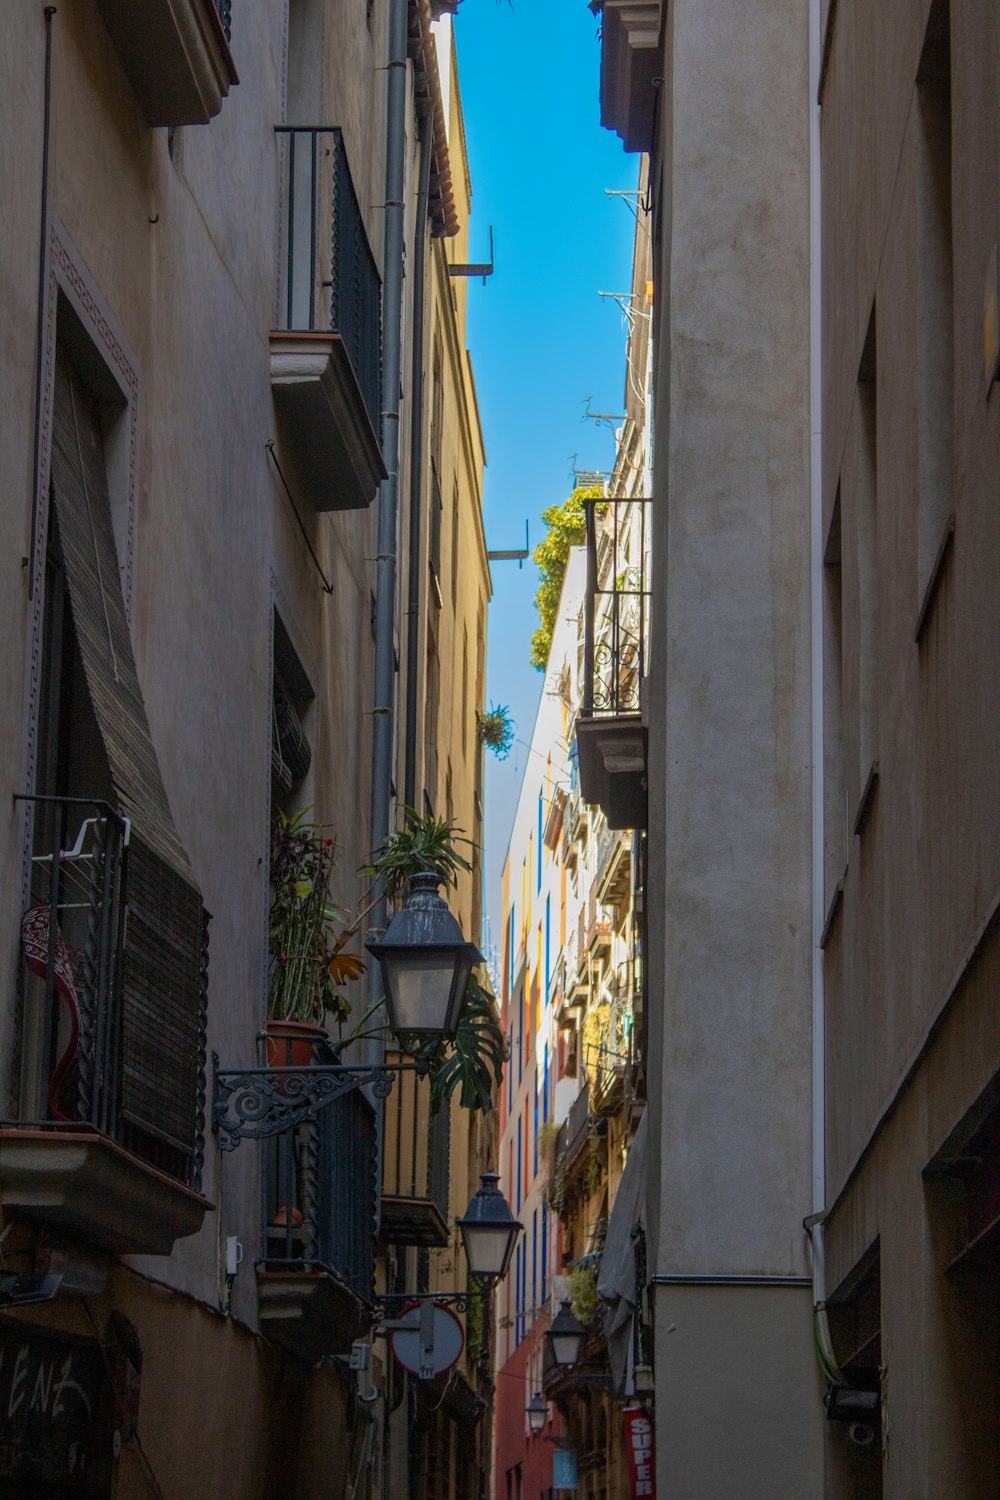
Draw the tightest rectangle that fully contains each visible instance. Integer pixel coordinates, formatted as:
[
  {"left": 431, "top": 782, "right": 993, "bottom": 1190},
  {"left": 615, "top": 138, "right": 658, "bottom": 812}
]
[
  {"left": 28, "top": 7, "right": 57, "bottom": 602},
  {"left": 367, "top": 0, "right": 409, "bottom": 1078},
  {"left": 403, "top": 111, "right": 434, "bottom": 810}
]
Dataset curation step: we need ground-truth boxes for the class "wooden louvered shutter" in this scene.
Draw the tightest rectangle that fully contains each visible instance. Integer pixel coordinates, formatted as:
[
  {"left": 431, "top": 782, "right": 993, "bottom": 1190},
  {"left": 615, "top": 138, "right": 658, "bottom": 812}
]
[{"left": 120, "top": 837, "right": 203, "bottom": 1175}]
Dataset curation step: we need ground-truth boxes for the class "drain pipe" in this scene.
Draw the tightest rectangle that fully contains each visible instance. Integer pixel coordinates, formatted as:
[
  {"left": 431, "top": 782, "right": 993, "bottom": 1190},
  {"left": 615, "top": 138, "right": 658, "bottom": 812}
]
[
  {"left": 808, "top": 0, "right": 840, "bottom": 1382},
  {"left": 403, "top": 110, "right": 434, "bottom": 810},
  {"left": 366, "top": 0, "right": 409, "bottom": 1077}
]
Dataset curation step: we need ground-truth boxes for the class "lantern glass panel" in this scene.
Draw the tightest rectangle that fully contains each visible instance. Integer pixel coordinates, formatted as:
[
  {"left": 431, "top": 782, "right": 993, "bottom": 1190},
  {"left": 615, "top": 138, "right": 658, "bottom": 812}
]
[
  {"left": 462, "top": 1222, "right": 517, "bottom": 1282},
  {"left": 382, "top": 950, "right": 459, "bottom": 1038}
]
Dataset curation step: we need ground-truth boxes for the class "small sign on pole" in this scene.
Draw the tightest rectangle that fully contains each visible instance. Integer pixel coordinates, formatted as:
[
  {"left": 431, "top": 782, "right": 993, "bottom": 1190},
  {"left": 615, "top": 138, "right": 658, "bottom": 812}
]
[{"left": 388, "top": 1300, "right": 465, "bottom": 1381}]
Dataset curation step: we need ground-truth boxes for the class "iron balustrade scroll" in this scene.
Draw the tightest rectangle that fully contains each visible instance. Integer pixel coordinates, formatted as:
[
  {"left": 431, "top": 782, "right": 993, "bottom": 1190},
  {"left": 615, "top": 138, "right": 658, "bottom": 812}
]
[
  {"left": 582, "top": 497, "right": 652, "bottom": 717},
  {"left": 212, "top": 1053, "right": 405, "bottom": 1153},
  {"left": 275, "top": 126, "right": 383, "bottom": 434}
]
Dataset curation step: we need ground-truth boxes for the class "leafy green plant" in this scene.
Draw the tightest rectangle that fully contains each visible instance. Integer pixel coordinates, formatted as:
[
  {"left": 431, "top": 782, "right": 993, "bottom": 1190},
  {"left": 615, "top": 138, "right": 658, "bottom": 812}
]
[
  {"left": 549, "top": 1148, "right": 568, "bottom": 1217},
  {"left": 477, "top": 703, "right": 515, "bottom": 759},
  {"left": 582, "top": 1129, "right": 604, "bottom": 1198},
  {"left": 359, "top": 806, "right": 472, "bottom": 904},
  {"left": 530, "top": 486, "right": 603, "bottom": 670},
  {"left": 422, "top": 973, "right": 505, "bottom": 1115},
  {"left": 569, "top": 1262, "right": 599, "bottom": 1327},
  {"left": 267, "top": 808, "right": 352, "bottom": 1024}
]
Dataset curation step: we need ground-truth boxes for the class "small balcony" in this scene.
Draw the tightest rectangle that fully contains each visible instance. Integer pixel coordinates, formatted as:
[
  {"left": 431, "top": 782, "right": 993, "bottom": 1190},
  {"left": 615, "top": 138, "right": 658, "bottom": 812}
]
[
  {"left": 270, "top": 127, "right": 386, "bottom": 512},
  {"left": 259, "top": 1061, "right": 376, "bottom": 1363},
  {"left": 379, "top": 1060, "right": 450, "bottom": 1248},
  {"left": 576, "top": 497, "right": 651, "bottom": 830},
  {"left": 557, "top": 1085, "right": 595, "bottom": 1174},
  {"left": 592, "top": 974, "right": 635, "bottom": 1118},
  {"left": 97, "top": 0, "right": 238, "bottom": 126},
  {"left": 594, "top": 821, "right": 632, "bottom": 912},
  {"left": 3, "top": 798, "right": 211, "bottom": 1257},
  {"left": 585, "top": 890, "right": 612, "bottom": 957},
  {"left": 596, "top": 0, "right": 661, "bottom": 154}
]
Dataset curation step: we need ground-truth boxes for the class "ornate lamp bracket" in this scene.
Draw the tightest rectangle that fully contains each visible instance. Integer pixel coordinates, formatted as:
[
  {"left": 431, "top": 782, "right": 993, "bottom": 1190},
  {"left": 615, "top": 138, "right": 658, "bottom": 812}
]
[{"left": 211, "top": 1056, "right": 417, "bottom": 1152}]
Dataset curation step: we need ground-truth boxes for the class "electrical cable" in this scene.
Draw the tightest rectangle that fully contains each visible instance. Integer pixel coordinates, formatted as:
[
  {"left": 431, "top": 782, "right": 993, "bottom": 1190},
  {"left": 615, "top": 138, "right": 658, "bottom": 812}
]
[{"left": 265, "top": 440, "right": 334, "bottom": 594}]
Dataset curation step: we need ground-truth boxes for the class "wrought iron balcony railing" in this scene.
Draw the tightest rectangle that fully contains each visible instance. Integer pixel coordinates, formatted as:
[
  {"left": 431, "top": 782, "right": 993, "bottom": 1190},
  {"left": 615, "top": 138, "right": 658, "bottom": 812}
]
[
  {"left": 15, "top": 795, "right": 207, "bottom": 1194},
  {"left": 275, "top": 126, "right": 383, "bottom": 434},
  {"left": 582, "top": 497, "right": 651, "bottom": 718},
  {"left": 263, "top": 1034, "right": 376, "bottom": 1302}
]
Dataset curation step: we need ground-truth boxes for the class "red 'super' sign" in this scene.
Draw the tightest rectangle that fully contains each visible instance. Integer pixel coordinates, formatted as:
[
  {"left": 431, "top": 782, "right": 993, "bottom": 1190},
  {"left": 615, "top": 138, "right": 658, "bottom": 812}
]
[{"left": 623, "top": 1406, "right": 656, "bottom": 1499}]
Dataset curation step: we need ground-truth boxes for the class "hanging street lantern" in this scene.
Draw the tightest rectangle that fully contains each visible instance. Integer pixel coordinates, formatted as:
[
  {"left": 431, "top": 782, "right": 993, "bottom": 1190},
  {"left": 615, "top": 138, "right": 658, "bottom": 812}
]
[
  {"left": 526, "top": 1391, "right": 548, "bottom": 1436},
  {"left": 366, "top": 871, "right": 483, "bottom": 1048},
  {"left": 456, "top": 1173, "right": 523, "bottom": 1287},
  {"left": 546, "top": 1298, "right": 586, "bottom": 1368}
]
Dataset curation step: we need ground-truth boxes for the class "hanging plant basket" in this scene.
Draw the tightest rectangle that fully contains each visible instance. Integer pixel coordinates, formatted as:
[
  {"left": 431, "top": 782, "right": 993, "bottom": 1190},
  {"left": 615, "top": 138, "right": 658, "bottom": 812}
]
[{"left": 477, "top": 703, "right": 514, "bottom": 759}]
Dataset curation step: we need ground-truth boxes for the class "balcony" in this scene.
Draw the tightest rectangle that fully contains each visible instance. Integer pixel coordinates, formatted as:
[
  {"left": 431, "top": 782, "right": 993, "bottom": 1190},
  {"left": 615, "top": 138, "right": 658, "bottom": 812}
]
[
  {"left": 259, "top": 1064, "right": 376, "bottom": 1362},
  {"left": 97, "top": 0, "right": 238, "bottom": 126},
  {"left": 379, "top": 1062, "right": 450, "bottom": 1248},
  {"left": 558, "top": 1085, "right": 594, "bottom": 1173},
  {"left": 270, "top": 128, "right": 386, "bottom": 512},
  {"left": 594, "top": 821, "right": 631, "bottom": 912},
  {"left": 592, "top": 976, "right": 635, "bottom": 1118},
  {"left": 595, "top": 1, "right": 661, "bottom": 154},
  {"left": 2, "top": 798, "right": 211, "bottom": 1257},
  {"left": 576, "top": 497, "right": 651, "bottom": 830},
  {"left": 585, "top": 890, "right": 612, "bottom": 957}
]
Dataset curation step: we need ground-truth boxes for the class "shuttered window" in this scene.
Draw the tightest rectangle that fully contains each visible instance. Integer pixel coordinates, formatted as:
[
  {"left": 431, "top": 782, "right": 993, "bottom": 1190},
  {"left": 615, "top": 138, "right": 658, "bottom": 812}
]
[{"left": 46, "top": 345, "right": 206, "bottom": 1185}]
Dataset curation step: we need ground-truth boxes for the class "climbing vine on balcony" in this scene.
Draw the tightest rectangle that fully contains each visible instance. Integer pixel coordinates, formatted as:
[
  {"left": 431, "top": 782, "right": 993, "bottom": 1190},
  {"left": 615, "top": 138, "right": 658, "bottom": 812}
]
[{"left": 529, "top": 486, "right": 603, "bottom": 670}]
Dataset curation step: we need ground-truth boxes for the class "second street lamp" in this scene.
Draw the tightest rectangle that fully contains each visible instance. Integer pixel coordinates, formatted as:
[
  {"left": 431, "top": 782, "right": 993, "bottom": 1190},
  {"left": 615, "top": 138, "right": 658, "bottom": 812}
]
[{"left": 456, "top": 1173, "right": 523, "bottom": 1286}]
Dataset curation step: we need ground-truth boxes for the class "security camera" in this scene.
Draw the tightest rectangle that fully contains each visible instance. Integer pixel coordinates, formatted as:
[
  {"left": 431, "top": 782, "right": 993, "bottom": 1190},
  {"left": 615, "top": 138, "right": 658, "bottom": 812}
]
[{"left": 848, "top": 1422, "right": 875, "bottom": 1448}]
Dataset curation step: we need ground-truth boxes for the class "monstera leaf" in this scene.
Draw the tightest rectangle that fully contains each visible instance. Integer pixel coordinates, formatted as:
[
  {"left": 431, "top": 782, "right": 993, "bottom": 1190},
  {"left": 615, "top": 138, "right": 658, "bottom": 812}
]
[{"left": 427, "top": 974, "right": 505, "bottom": 1115}]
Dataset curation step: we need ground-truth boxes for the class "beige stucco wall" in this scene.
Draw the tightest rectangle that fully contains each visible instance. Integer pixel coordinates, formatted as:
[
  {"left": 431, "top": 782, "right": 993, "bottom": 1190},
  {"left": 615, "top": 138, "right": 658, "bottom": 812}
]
[
  {"left": 643, "top": 0, "right": 822, "bottom": 1490},
  {"left": 0, "top": 0, "right": 483, "bottom": 1491},
  {"left": 820, "top": 3, "right": 1000, "bottom": 1496}
]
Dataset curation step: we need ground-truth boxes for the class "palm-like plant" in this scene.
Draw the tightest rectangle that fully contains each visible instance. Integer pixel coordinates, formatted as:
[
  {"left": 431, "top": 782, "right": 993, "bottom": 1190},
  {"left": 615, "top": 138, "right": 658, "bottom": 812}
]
[{"left": 359, "top": 805, "right": 472, "bottom": 903}]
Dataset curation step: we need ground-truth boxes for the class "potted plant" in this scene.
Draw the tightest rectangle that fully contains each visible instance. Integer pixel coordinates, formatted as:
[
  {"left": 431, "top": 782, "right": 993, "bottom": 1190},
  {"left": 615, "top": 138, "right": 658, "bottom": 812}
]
[{"left": 266, "top": 807, "right": 360, "bottom": 1068}]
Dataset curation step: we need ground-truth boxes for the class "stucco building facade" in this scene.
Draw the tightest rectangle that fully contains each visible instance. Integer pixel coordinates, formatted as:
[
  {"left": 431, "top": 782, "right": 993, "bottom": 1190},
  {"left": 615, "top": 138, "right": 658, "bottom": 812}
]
[
  {"left": 589, "top": 0, "right": 1000, "bottom": 1496},
  {"left": 0, "top": 0, "right": 491, "bottom": 1496}
]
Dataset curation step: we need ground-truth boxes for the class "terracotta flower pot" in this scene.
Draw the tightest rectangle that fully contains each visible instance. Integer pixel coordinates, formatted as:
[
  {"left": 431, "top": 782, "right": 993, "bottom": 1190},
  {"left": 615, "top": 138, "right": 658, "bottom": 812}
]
[{"left": 265, "top": 1018, "right": 328, "bottom": 1073}]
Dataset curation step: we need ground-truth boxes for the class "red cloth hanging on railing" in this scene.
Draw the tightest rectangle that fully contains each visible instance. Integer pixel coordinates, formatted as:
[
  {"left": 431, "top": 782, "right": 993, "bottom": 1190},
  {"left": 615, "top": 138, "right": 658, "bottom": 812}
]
[{"left": 20, "top": 904, "right": 82, "bottom": 1122}]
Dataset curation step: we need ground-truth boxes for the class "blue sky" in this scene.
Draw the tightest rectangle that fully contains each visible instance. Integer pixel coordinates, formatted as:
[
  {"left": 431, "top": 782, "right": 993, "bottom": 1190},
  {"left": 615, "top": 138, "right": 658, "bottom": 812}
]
[{"left": 453, "top": 0, "right": 639, "bottom": 966}]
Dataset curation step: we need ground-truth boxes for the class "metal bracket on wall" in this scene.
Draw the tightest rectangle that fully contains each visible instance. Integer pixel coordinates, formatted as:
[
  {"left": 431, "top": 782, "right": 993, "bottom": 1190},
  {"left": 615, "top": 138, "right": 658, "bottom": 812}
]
[
  {"left": 211, "top": 1056, "right": 423, "bottom": 1151},
  {"left": 447, "top": 225, "right": 495, "bottom": 285}
]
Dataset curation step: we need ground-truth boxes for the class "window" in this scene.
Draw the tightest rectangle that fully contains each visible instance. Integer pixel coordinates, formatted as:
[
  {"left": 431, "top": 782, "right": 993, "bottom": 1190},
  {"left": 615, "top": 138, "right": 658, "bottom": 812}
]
[{"left": 24, "top": 331, "right": 206, "bottom": 1191}]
